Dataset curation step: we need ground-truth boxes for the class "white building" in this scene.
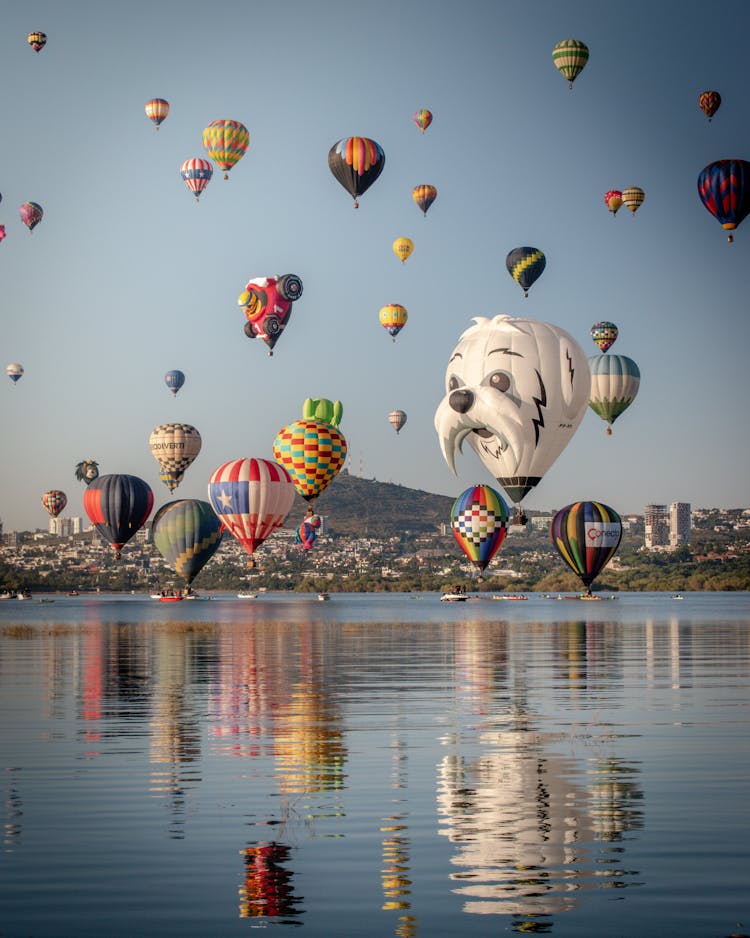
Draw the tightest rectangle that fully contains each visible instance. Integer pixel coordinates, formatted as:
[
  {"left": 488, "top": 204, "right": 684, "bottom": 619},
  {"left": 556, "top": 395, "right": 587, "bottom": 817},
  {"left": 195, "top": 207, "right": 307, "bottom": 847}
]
[{"left": 644, "top": 504, "right": 669, "bottom": 549}]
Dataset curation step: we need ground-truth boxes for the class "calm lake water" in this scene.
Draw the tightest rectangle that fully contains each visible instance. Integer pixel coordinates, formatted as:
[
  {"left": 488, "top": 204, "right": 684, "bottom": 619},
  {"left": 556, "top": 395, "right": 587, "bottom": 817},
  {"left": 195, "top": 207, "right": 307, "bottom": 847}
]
[{"left": 0, "top": 591, "right": 748, "bottom": 937}]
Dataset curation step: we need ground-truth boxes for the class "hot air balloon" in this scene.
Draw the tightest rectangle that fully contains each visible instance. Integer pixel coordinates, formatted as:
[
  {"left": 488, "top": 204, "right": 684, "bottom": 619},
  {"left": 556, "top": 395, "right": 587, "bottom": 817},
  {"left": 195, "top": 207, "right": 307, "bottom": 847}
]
[
  {"left": 621, "top": 186, "right": 645, "bottom": 215},
  {"left": 413, "top": 109, "right": 433, "bottom": 133},
  {"left": 388, "top": 410, "right": 407, "bottom": 434},
  {"left": 6, "top": 363, "right": 23, "bottom": 383},
  {"left": 590, "top": 321, "right": 618, "bottom": 352},
  {"left": 295, "top": 507, "right": 322, "bottom": 551},
  {"left": 435, "top": 314, "right": 590, "bottom": 518},
  {"left": 19, "top": 202, "right": 43, "bottom": 232},
  {"left": 164, "top": 370, "right": 185, "bottom": 396},
  {"left": 273, "top": 417, "right": 347, "bottom": 502},
  {"left": 328, "top": 137, "right": 385, "bottom": 208},
  {"left": 604, "top": 190, "right": 623, "bottom": 215},
  {"left": 588, "top": 353, "right": 640, "bottom": 434},
  {"left": 392, "top": 237, "right": 414, "bottom": 264},
  {"left": 238, "top": 274, "right": 303, "bottom": 355},
  {"left": 450, "top": 484, "right": 509, "bottom": 574},
  {"left": 41, "top": 490, "right": 67, "bottom": 519},
  {"left": 551, "top": 501, "right": 622, "bottom": 595},
  {"left": 379, "top": 304, "right": 408, "bottom": 340},
  {"left": 0, "top": 225, "right": 6, "bottom": 243},
  {"left": 552, "top": 39, "right": 589, "bottom": 88},
  {"left": 207, "top": 458, "right": 295, "bottom": 565},
  {"left": 145, "top": 98, "right": 169, "bottom": 129},
  {"left": 698, "top": 91, "right": 721, "bottom": 122},
  {"left": 202, "top": 119, "right": 250, "bottom": 179},
  {"left": 412, "top": 184, "right": 437, "bottom": 216},
  {"left": 506, "top": 247, "right": 546, "bottom": 297},
  {"left": 75, "top": 460, "right": 99, "bottom": 485},
  {"left": 83, "top": 474, "right": 153, "bottom": 559},
  {"left": 180, "top": 158, "right": 213, "bottom": 201},
  {"left": 302, "top": 398, "right": 343, "bottom": 427},
  {"left": 697, "top": 159, "right": 750, "bottom": 242},
  {"left": 151, "top": 499, "right": 223, "bottom": 588},
  {"left": 149, "top": 423, "right": 202, "bottom": 492},
  {"left": 27, "top": 31, "right": 46, "bottom": 52}
]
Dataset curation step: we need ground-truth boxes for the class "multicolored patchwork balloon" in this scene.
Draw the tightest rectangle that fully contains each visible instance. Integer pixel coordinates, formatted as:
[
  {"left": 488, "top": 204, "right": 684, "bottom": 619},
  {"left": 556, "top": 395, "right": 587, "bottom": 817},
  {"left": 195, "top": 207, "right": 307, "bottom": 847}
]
[
  {"left": 83, "top": 474, "right": 154, "bottom": 559},
  {"left": 149, "top": 423, "right": 202, "bottom": 492},
  {"left": 207, "top": 458, "right": 295, "bottom": 562},
  {"left": 588, "top": 353, "right": 640, "bottom": 434},
  {"left": 506, "top": 247, "right": 546, "bottom": 297},
  {"left": 202, "top": 119, "right": 250, "bottom": 179},
  {"left": 697, "top": 159, "right": 750, "bottom": 242},
  {"left": 698, "top": 91, "right": 721, "bottom": 122},
  {"left": 379, "top": 304, "right": 408, "bottom": 340},
  {"left": 551, "top": 501, "right": 622, "bottom": 592},
  {"left": 19, "top": 202, "right": 43, "bottom": 232},
  {"left": 180, "top": 158, "right": 213, "bottom": 201},
  {"left": 590, "top": 321, "right": 618, "bottom": 352},
  {"left": 450, "top": 484, "right": 509, "bottom": 573},
  {"left": 412, "top": 184, "right": 437, "bottom": 216},
  {"left": 145, "top": 98, "right": 169, "bottom": 129},
  {"left": 413, "top": 109, "right": 433, "bottom": 133},
  {"left": 273, "top": 419, "right": 347, "bottom": 502},
  {"left": 151, "top": 499, "right": 223, "bottom": 586},
  {"left": 41, "top": 490, "right": 67, "bottom": 518},
  {"left": 552, "top": 39, "right": 589, "bottom": 88},
  {"left": 328, "top": 137, "right": 385, "bottom": 208}
]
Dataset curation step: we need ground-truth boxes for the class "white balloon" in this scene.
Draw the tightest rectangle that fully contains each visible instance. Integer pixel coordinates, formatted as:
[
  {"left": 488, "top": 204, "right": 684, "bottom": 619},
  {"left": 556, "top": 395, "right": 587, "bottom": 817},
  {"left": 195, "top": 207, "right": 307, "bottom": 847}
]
[{"left": 434, "top": 314, "right": 590, "bottom": 504}]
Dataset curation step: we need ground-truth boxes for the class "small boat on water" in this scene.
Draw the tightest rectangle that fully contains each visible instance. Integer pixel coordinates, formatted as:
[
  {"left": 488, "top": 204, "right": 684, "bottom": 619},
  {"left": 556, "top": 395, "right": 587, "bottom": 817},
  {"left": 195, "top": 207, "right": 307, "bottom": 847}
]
[
  {"left": 318, "top": 592, "right": 330, "bottom": 601},
  {"left": 673, "top": 593, "right": 684, "bottom": 600},
  {"left": 0, "top": 591, "right": 13, "bottom": 600},
  {"left": 237, "top": 592, "right": 258, "bottom": 600},
  {"left": 17, "top": 590, "right": 32, "bottom": 600},
  {"left": 66, "top": 590, "right": 79, "bottom": 597},
  {"left": 440, "top": 592, "right": 467, "bottom": 602},
  {"left": 492, "top": 594, "right": 527, "bottom": 601},
  {"left": 158, "top": 594, "right": 183, "bottom": 602}
]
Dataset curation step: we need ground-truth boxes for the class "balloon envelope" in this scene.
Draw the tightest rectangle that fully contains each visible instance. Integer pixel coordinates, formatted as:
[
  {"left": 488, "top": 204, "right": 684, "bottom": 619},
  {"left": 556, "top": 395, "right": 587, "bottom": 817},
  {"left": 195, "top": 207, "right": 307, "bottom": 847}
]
[
  {"left": 435, "top": 315, "right": 590, "bottom": 506},
  {"left": 621, "top": 186, "right": 645, "bottom": 214},
  {"left": 328, "top": 137, "right": 385, "bottom": 207},
  {"left": 19, "top": 202, "right": 43, "bottom": 231},
  {"left": 41, "top": 490, "right": 67, "bottom": 518},
  {"left": 388, "top": 410, "right": 407, "bottom": 433},
  {"left": 202, "top": 119, "right": 249, "bottom": 178},
  {"left": 506, "top": 247, "right": 546, "bottom": 297},
  {"left": 588, "top": 354, "right": 640, "bottom": 431},
  {"left": 165, "top": 370, "right": 185, "bottom": 395},
  {"left": 27, "top": 31, "right": 46, "bottom": 52},
  {"left": 273, "top": 419, "right": 347, "bottom": 501},
  {"left": 697, "top": 159, "right": 750, "bottom": 241},
  {"left": 295, "top": 511, "right": 321, "bottom": 550},
  {"left": 75, "top": 460, "right": 99, "bottom": 485},
  {"left": 392, "top": 237, "right": 413, "bottom": 263},
  {"left": 149, "top": 423, "right": 202, "bottom": 492},
  {"left": 6, "top": 363, "right": 24, "bottom": 383},
  {"left": 180, "top": 158, "right": 213, "bottom": 201},
  {"left": 698, "top": 91, "right": 721, "bottom": 121},
  {"left": 145, "top": 98, "right": 169, "bottom": 128},
  {"left": 450, "top": 484, "right": 509, "bottom": 572},
  {"left": 412, "top": 184, "right": 437, "bottom": 216},
  {"left": 239, "top": 274, "right": 303, "bottom": 354},
  {"left": 413, "top": 109, "right": 433, "bottom": 133},
  {"left": 207, "top": 458, "right": 295, "bottom": 560},
  {"left": 83, "top": 474, "right": 153, "bottom": 557},
  {"left": 379, "top": 304, "right": 408, "bottom": 339},
  {"left": 151, "top": 499, "right": 223, "bottom": 586},
  {"left": 552, "top": 39, "right": 589, "bottom": 87},
  {"left": 590, "top": 321, "right": 618, "bottom": 352},
  {"left": 551, "top": 501, "right": 622, "bottom": 589},
  {"left": 604, "top": 190, "right": 623, "bottom": 214}
]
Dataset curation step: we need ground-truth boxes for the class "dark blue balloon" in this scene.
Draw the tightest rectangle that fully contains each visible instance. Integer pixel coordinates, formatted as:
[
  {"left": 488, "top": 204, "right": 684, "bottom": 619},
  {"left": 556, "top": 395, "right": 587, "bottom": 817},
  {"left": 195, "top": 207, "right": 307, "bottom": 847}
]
[{"left": 165, "top": 370, "right": 185, "bottom": 396}]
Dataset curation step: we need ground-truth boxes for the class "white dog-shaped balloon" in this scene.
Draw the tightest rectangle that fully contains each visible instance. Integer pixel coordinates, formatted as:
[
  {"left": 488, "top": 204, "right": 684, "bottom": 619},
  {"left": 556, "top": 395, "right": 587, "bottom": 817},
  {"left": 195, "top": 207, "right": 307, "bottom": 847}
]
[{"left": 434, "top": 315, "right": 590, "bottom": 506}]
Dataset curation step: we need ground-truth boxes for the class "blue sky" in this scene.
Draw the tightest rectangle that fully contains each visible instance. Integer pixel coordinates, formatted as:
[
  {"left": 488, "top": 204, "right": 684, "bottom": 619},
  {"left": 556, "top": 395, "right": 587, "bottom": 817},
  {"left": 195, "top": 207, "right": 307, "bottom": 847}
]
[{"left": 1, "top": 0, "right": 749, "bottom": 530}]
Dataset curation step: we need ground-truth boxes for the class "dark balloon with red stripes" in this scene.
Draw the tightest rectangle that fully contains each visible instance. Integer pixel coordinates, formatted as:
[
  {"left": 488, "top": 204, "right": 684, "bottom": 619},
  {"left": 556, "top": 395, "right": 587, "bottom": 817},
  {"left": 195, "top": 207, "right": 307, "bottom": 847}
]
[
  {"left": 83, "top": 474, "right": 154, "bottom": 558},
  {"left": 697, "top": 159, "right": 750, "bottom": 242}
]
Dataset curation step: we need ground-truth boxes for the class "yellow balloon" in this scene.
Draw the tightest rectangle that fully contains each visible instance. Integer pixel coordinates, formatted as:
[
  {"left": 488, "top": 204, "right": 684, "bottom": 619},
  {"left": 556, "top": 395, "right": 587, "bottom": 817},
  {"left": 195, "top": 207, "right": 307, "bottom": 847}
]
[{"left": 392, "top": 237, "right": 414, "bottom": 264}]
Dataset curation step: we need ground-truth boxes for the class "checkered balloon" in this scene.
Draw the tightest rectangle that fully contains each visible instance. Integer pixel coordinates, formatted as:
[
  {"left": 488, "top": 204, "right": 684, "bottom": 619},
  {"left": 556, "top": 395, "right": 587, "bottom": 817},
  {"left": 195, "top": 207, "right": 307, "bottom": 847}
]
[
  {"left": 272, "top": 419, "right": 347, "bottom": 501},
  {"left": 450, "top": 484, "right": 509, "bottom": 571}
]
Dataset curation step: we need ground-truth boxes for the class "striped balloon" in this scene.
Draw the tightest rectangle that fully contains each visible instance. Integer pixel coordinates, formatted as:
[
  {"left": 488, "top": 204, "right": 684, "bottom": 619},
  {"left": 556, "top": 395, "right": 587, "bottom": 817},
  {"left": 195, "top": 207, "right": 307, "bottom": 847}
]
[
  {"left": 151, "top": 499, "right": 223, "bottom": 586},
  {"left": 412, "top": 184, "right": 437, "bottom": 216},
  {"left": 41, "top": 490, "right": 67, "bottom": 518},
  {"left": 83, "top": 474, "right": 153, "bottom": 558},
  {"left": 413, "top": 108, "right": 433, "bottom": 133},
  {"left": 450, "top": 484, "right": 508, "bottom": 572},
  {"left": 202, "top": 119, "right": 250, "bottom": 179},
  {"left": 273, "top": 419, "right": 347, "bottom": 502},
  {"left": 145, "top": 98, "right": 169, "bottom": 129},
  {"left": 328, "top": 137, "right": 385, "bottom": 208},
  {"left": 164, "top": 369, "right": 185, "bottom": 396},
  {"left": 552, "top": 39, "right": 589, "bottom": 88},
  {"left": 180, "top": 158, "right": 213, "bottom": 201},
  {"left": 697, "top": 159, "right": 750, "bottom": 242},
  {"left": 551, "top": 501, "right": 622, "bottom": 591},
  {"left": 506, "top": 247, "right": 546, "bottom": 297},
  {"left": 207, "top": 458, "right": 295, "bottom": 561},
  {"left": 621, "top": 186, "right": 645, "bottom": 214},
  {"left": 588, "top": 353, "right": 640, "bottom": 433}
]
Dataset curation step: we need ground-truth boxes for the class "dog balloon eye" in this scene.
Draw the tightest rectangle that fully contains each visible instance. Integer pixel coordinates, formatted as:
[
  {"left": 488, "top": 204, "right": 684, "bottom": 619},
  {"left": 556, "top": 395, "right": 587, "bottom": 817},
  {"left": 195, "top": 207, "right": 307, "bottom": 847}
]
[
  {"left": 489, "top": 372, "right": 511, "bottom": 392},
  {"left": 448, "top": 376, "right": 461, "bottom": 391}
]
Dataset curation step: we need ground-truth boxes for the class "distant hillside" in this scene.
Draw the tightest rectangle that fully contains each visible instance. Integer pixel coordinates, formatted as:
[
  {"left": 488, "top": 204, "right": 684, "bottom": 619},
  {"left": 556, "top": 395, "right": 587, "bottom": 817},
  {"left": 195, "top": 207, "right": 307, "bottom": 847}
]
[{"left": 302, "top": 469, "right": 455, "bottom": 535}]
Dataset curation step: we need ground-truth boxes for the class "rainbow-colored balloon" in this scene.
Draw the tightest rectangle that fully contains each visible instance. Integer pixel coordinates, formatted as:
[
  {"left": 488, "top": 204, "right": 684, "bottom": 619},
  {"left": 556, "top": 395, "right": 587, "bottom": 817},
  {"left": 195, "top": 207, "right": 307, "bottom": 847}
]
[
  {"left": 551, "top": 501, "right": 622, "bottom": 592},
  {"left": 413, "top": 109, "right": 433, "bottom": 133},
  {"left": 590, "top": 321, "right": 618, "bottom": 352},
  {"left": 202, "top": 119, "right": 250, "bottom": 179},
  {"left": 412, "top": 184, "right": 437, "bottom": 216},
  {"left": 145, "top": 98, "right": 169, "bottom": 129},
  {"left": 450, "top": 484, "right": 508, "bottom": 573}
]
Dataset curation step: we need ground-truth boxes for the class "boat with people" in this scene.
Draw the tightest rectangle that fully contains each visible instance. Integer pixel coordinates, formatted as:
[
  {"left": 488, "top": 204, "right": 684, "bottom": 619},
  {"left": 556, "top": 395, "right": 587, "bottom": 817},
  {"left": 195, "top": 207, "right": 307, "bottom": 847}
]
[
  {"left": 66, "top": 590, "right": 79, "bottom": 597},
  {"left": 440, "top": 592, "right": 467, "bottom": 602},
  {"left": 673, "top": 593, "right": 684, "bottom": 600},
  {"left": 317, "top": 592, "right": 330, "bottom": 601},
  {"left": 16, "top": 590, "right": 32, "bottom": 600},
  {"left": 492, "top": 593, "right": 527, "bottom": 601}
]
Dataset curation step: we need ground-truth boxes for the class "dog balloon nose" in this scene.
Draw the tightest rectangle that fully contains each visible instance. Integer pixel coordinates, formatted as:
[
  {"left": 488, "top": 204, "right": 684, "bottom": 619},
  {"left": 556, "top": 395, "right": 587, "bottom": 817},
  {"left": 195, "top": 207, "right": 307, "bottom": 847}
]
[{"left": 449, "top": 388, "right": 474, "bottom": 413}]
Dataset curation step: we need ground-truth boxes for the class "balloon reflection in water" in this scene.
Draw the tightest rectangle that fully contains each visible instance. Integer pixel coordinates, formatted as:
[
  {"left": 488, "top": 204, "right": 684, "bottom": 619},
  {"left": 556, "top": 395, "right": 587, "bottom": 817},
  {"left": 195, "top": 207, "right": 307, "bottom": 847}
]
[{"left": 239, "top": 842, "right": 304, "bottom": 918}]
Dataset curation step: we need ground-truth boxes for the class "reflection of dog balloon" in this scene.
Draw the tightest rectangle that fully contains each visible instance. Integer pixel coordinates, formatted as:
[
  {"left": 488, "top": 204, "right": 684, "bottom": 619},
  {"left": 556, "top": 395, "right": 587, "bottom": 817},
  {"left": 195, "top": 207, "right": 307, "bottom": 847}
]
[{"left": 434, "top": 314, "right": 590, "bottom": 514}]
